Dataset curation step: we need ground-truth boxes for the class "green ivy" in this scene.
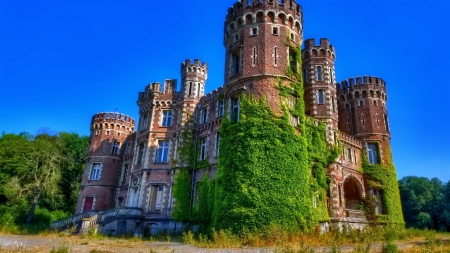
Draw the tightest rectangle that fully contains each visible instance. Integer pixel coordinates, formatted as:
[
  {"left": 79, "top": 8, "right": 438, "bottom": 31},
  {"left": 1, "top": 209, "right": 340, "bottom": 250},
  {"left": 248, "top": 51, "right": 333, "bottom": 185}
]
[
  {"left": 173, "top": 41, "right": 385, "bottom": 234},
  {"left": 362, "top": 148, "right": 405, "bottom": 225}
]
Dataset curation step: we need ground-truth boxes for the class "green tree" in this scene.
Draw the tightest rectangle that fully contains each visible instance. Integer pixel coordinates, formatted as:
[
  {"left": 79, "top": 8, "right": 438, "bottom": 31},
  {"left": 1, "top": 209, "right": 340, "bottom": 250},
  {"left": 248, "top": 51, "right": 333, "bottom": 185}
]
[
  {"left": 3, "top": 133, "right": 65, "bottom": 224},
  {"left": 58, "top": 132, "right": 89, "bottom": 213},
  {"left": 398, "top": 176, "right": 443, "bottom": 230}
]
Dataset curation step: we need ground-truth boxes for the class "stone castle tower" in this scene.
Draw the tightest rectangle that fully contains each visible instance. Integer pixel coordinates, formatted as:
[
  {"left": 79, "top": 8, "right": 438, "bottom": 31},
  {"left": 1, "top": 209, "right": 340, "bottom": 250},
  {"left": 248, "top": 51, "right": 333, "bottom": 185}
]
[
  {"left": 75, "top": 113, "right": 135, "bottom": 212},
  {"left": 68, "top": 0, "right": 402, "bottom": 236}
]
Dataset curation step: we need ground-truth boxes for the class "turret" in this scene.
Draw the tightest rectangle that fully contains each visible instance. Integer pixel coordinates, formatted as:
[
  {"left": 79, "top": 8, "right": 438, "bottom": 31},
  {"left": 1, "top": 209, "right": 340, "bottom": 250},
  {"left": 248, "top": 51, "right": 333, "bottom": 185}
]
[
  {"left": 223, "top": 0, "right": 303, "bottom": 84},
  {"left": 302, "top": 38, "right": 338, "bottom": 144},
  {"left": 181, "top": 59, "right": 208, "bottom": 99},
  {"left": 75, "top": 112, "right": 135, "bottom": 214},
  {"left": 336, "top": 76, "right": 391, "bottom": 164}
]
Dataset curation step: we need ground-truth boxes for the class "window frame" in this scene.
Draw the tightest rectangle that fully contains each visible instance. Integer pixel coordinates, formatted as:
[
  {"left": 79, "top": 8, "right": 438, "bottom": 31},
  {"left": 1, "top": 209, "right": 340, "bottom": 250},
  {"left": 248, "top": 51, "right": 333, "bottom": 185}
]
[
  {"left": 367, "top": 143, "right": 379, "bottom": 164},
  {"left": 231, "top": 50, "right": 241, "bottom": 75},
  {"left": 161, "top": 110, "right": 173, "bottom": 127},
  {"left": 200, "top": 106, "right": 208, "bottom": 124},
  {"left": 156, "top": 140, "right": 170, "bottom": 163},
  {"left": 232, "top": 96, "right": 241, "bottom": 123},
  {"left": 250, "top": 26, "right": 259, "bottom": 36},
  {"left": 137, "top": 143, "right": 145, "bottom": 165},
  {"left": 317, "top": 90, "right": 325, "bottom": 104},
  {"left": 217, "top": 99, "right": 224, "bottom": 117},
  {"left": 90, "top": 163, "right": 101, "bottom": 180},
  {"left": 111, "top": 141, "right": 120, "bottom": 155},
  {"left": 316, "top": 66, "right": 322, "bottom": 81},
  {"left": 199, "top": 137, "right": 207, "bottom": 160},
  {"left": 215, "top": 132, "right": 220, "bottom": 157},
  {"left": 141, "top": 113, "right": 149, "bottom": 130}
]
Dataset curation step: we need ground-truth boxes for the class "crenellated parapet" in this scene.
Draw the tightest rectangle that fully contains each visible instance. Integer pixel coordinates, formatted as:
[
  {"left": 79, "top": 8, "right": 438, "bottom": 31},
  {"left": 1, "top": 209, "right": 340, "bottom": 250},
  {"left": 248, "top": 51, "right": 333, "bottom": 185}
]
[
  {"left": 224, "top": 0, "right": 303, "bottom": 45},
  {"left": 91, "top": 112, "right": 135, "bottom": 133},
  {"left": 336, "top": 76, "right": 388, "bottom": 103},
  {"left": 181, "top": 59, "right": 208, "bottom": 99},
  {"left": 303, "top": 38, "right": 336, "bottom": 60},
  {"left": 181, "top": 59, "right": 208, "bottom": 80}
]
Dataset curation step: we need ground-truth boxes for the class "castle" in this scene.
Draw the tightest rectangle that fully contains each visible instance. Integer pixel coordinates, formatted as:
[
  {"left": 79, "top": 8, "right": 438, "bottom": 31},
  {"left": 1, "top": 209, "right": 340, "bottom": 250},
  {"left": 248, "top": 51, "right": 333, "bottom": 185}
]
[{"left": 63, "top": 0, "right": 403, "bottom": 235}]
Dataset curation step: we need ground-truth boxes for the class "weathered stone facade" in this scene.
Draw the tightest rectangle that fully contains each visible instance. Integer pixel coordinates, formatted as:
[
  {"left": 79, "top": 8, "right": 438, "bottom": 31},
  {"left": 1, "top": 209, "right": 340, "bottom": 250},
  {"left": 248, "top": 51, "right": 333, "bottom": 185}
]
[{"left": 75, "top": 0, "right": 395, "bottom": 234}]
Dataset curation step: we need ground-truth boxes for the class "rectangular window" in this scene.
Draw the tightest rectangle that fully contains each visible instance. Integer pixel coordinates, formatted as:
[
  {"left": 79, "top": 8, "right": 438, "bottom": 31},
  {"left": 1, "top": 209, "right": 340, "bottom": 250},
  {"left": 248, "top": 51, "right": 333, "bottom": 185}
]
[
  {"left": 289, "top": 48, "right": 297, "bottom": 73},
  {"left": 161, "top": 110, "right": 173, "bottom": 127},
  {"left": 90, "top": 163, "right": 101, "bottom": 180},
  {"left": 272, "top": 26, "right": 278, "bottom": 35},
  {"left": 316, "top": 66, "right": 322, "bottom": 81},
  {"left": 215, "top": 132, "right": 220, "bottom": 156},
  {"left": 232, "top": 97, "right": 240, "bottom": 123},
  {"left": 367, "top": 143, "right": 379, "bottom": 164},
  {"left": 200, "top": 106, "right": 208, "bottom": 124},
  {"left": 137, "top": 143, "right": 144, "bottom": 165},
  {"left": 332, "top": 97, "right": 336, "bottom": 112},
  {"left": 231, "top": 50, "right": 241, "bottom": 75},
  {"left": 200, "top": 138, "right": 207, "bottom": 160},
  {"left": 149, "top": 185, "right": 164, "bottom": 212},
  {"left": 359, "top": 100, "right": 364, "bottom": 106},
  {"left": 347, "top": 147, "right": 352, "bottom": 162},
  {"left": 251, "top": 27, "right": 258, "bottom": 35},
  {"left": 111, "top": 141, "right": 120, "bottom": 155},
  {"left": 384, "top": 114, "right": 390, "bottom": 132},
  {"left": 156, "top": 141, "right": 169, "bottom": 163},
  {"left": 122, "top": 164, "right": 128, "bottom": 183},
  {"left": 329, "top": 66, "right": 334, "bottom": 83},
  {"left": 317, "top": 90, "right": 324, "bottom": 104},
  {"left": 217, "top": 100, "right": 224, "bottom": 117},
  {"left": 141, "top": 113, "right": 148, "bottom": 129}
]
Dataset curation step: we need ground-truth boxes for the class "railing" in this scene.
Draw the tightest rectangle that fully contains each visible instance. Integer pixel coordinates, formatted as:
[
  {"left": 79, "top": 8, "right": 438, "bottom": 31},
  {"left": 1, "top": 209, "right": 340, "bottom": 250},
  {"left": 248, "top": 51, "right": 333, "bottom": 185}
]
[
  {"left": 98, "top": 207, "right": 143, "bottom": 223},
  {"left": 340, "top": 132, "right": 363, "bottom": 148},
  {"left": 51, "top": 210, "right": 98, "bottom": 230},
  {"left": 81, "top": 214, "right": 99, "bottom": 230},
  {"left": 346, "top": 209, "right": 366, "bottom": 220},
  {"left": 51, "top": 207, "right": 143, "bottom": 232}
]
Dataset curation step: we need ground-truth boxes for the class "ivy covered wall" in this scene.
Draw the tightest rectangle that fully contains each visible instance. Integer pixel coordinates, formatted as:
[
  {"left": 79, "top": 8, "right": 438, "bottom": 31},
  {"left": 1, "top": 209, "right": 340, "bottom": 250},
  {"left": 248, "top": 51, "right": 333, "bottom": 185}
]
[
  {"left": 172, "top": 43, "right": 403, "bottom": 234},
  {"left": 362, "top": 148, "right": 405, "bottom": 225}
]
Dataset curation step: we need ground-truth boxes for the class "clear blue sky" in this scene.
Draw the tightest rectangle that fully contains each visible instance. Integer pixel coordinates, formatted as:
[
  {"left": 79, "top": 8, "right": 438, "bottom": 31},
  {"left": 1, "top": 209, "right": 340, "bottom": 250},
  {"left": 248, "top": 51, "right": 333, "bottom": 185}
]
[{"left": 1, "top": 1, "right": 449, "bottom": 182}]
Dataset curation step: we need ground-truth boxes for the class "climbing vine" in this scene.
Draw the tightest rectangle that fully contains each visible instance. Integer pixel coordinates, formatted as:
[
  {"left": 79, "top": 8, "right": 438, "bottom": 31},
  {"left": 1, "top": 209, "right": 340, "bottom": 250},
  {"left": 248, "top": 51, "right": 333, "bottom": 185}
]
[
  {"left": 362, "top": 148, "right": 405, "bottom": 226},
  {"left": 172, "top": 113, "right": 211, "bottom": 223}
]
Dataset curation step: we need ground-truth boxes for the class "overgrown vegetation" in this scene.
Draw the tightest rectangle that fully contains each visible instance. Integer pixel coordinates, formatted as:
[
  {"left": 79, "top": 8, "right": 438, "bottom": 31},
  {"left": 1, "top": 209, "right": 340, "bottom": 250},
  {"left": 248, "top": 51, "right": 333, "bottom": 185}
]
[
  {"left": 174, "top": 41, "right": 340, "bottom": 234},
  {"left": 180, "top": 226, "right": 450, "bottom": 251},
  {"left": 0, "top": 131, "right": 89, "bottom": 234},
  {"left": 362, "top": 149, "right": 405, "bottom": 226}
]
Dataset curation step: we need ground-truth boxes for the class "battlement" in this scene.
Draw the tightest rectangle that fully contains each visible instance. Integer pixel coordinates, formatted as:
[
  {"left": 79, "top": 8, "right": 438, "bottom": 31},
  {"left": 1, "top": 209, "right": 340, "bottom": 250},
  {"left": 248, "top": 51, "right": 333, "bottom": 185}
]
[
  {"left": 203, "top": 87, "right": 225, "bottom": 101},
  {"left": 91, "top": 112, "right": 136, "bottom": 126},
  {"left": 336, "top": 76, "right": 386, "bottom": 91},
  {"left": 225, "top": 0, "right": 302, "bottom": 23},
  {"left": 304, "top": 38, "right": 334, "bottom": 52},
  {"left": 181, "top": 59, "right": 208, "bottom": 78}
]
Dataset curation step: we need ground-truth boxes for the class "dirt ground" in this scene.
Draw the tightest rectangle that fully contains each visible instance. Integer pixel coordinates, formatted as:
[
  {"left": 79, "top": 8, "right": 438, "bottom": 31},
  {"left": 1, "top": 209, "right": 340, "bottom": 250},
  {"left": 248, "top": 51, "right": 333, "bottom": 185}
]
[{"left": 0, "top": 234, "right": 449, "bottom": 253}]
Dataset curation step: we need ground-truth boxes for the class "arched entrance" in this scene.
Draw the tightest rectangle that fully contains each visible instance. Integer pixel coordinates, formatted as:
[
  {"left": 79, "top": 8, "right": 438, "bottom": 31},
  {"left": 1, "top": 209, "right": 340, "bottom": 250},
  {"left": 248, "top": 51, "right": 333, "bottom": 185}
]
[{"left": 344, "top": 176, "right": 366, "bottom": 219}]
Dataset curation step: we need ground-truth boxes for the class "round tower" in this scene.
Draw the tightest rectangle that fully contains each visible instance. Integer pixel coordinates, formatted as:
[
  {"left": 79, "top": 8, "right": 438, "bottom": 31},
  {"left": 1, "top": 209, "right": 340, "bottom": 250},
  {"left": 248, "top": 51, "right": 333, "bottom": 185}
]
[
  {"left": 302, "top": 38, "right": 338, "bottom": 144},
  {"left": 336, "top": 76, "right": 391, "bottom": 164},
  {"left": 75, "top": 112, "right": 136, "bottom": 214},
  {"left": 223, "top": 0, "right": 303, "bottom": 110}
]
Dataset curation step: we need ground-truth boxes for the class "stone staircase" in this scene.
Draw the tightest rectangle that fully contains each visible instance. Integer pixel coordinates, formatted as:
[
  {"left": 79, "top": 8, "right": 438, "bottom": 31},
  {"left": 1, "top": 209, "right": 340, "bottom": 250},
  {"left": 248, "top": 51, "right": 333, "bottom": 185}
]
[{"left": 51, "top": 207, "right": 144, "bottom": 235}]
